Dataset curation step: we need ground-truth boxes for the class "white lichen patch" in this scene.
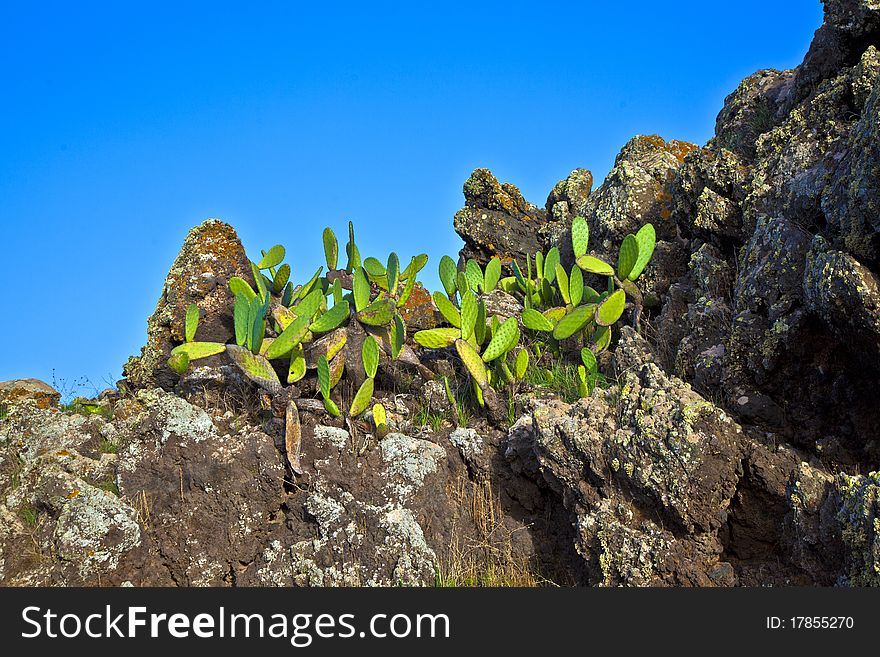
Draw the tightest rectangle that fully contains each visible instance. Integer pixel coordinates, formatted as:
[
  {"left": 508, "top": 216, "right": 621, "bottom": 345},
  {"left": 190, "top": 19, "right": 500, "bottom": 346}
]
[
  {"left": 449, "top": 427, "right": 484, "bottom": 462},
  {"left": 313, "top": 425, "right": 350, "bottom": 451},
  {"left": 53, "top": 483, "right": 141, "bottom": 577}
]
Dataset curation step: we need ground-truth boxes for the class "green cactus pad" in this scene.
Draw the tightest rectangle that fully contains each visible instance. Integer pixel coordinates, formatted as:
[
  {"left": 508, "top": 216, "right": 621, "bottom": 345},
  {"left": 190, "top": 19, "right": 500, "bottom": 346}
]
[
  {"left": 596, "top": 289, "right": 626, "bottom": 326},
  {"left": 460, "top": 290, "right": 477, "bottom": 342},
  {"left": 552, "top": 304, "right": 596, "bottom": 340},
  {"left": 249, "top": 295, "right": 268, "bottom": 354},
  {"left": 439, "top": 255, "right": 458, "bottom": 297},
  {"left": 443, "top": 376, "right": 455, "bottom": 406},
  {"left": 226, "top": 344, "right": 282, "bottom": 394},
  {"left": 272, "top": 264, "right": 291, "bottom": 294},
  {"left": 322, "top": 227, "right": 338, "bottom": 270},
  {"left": 362, "top": 335, "right": 380, "bottom": 378},
  {"left": 185, "top": 304, "right": 200, "bottom": 343},
  {"left": 317, "top": 355, "right": 331, "bottom": 398},
  {"left": 577, "top": 365, "right": 590, "bottom": 398},
  {"left": 234, "top": 294, "right": 250, "bottom": 346},
  {"left": 413, "top": 327, "right": 461, "bottom": 349},
  {"left": 581, "top": 347, "right": 597, "bottom": 373},
  {"left": 352, "top": 267, "right": 371, "bottom": 313},
  {"left": 534, "top": 251, "right": 544, "bottom": 280},
  {"left": 386, "top": 252, "right": 400, "bottom": 293},
  {"left": 296, "top": 266, "right": 324, "bottom": 302},
  {"left": 511, "top": 260, "right": 528, "bottom": 292},
  {"left": 472, "top": 377, "right": 485, "bottom": 407},
  {"left": 390, "top": 313, "right": 405, "bottom": 360},
  {"left": 168, "top": 351, "right": 190, "bottom": 375},
  {"left": 569, "top": 265, "right": 584, "bottom": 307},
  {"left": 576, "top": 255, "right": 614, "bottom": 276},
  {"left": 266, "top": 312, "right": 311, "bottom": 360},
  {"left": 349, "top": 377, "right": 375, "bottom": 417},
  {"left": 257, "top": 245, "right": 285, "bottom": 270},
  {"left": 544, "top": 247, "right": 561, "bottom": 284},
  {"left": 229, "top": 276, "right": 257, "bottom": 301},
  {"left": 465, "top": 259, "right": 483, "bottom": 292},
  {"left": 544, "top": 306, "right": 567, "bottom": 324},
  {"left": 397, "top": 271, "right": 416, "bottom": 307},
  {"left": 572, "top": 215, "right": 589, "bottom": 258},
  {"left": 455, "top": 338, "right": 488, "bottom": 388},
  {"left": 372, "top": 402, "right": 388, "bottom": 437},
  {"left": 433, "top": 291, "right": 461, "bottom": 328},
  {"left": 481, "top": 316, "right": 518, "bottom": 362},
  {"left": 401, "top": 253, "right": 428, "bottom": 280},
  {"left": 629, "top": 223, "right": 656, "bottom": 281},
  {"left": 555, "top": 264, "right": 570, "bottom": 305},
  {"left": 617, "top": 234, "right": 639, "bottom": 281},
  {"left": 346, "top": 221, "right": 361, "bottom": 272},
  {"left": 474, "top": 299, "right": 487, "bottom": 346},
  {"left": 288, "top": 345, "right": 306, "bottom": 383},
  {"left": 593, "top": 325, "right": 611, "bottom": 352},
  {"left": 281, "top": 282, "right": 294, "bottom": 306},
  {"left": 292, "top": 288, "right": 324, "bottom": 323},
  {"left": 515, "top": 348, "right": 529, "bottom": 380},
  {"left": 455, "top": 271, "right": 469, "bottom": 297},
  {"left": 303, "top": 329, "right": 347, "bottom": 368},
  {"left": 330, "top": 277, "right": 343, "bottom": 304},
  {"left": 483, "top": 257, "right": 502, "bottom": 292},
  {"left": 522, "top": 308, "right": 554, "bottom": 332},
  {"left": 363, "top": 257, "right": 386, "bottom": 278},
  {"left": 251, "top": 262, "right": 269, "bottom": 301},
  {"left": 499, "top": 276, "right": 518, "bottom": 294},
  {"left": 273, "top": 305, "right": 296, "bottom": 330},
  {"left": 323, "top": 396, "right": 341, "bottom": 417},
  {"left": 582, "top": 286, "right": 601, "bottom": 304},
  {"left": 357, "top": 298, "right": 395, "bottom": 326},
  {"left": 329, "top": 351, "right": 345, "bottom": 388},
  {"left": 310, "top": 300, "right": 350, "bottom": 333}
]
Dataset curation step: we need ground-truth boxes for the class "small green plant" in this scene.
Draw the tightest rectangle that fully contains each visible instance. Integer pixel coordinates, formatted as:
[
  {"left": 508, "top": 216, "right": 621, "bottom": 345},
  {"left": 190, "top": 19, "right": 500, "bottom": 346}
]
[
  {"left": 98, "top": 437, "right": 119, "bottom": 454},
  {"left": 19, "top": 504, "right": 39, "bottom": 528},
  {"left": 94, "top": 478, "right": 120, "bottom": 496}
]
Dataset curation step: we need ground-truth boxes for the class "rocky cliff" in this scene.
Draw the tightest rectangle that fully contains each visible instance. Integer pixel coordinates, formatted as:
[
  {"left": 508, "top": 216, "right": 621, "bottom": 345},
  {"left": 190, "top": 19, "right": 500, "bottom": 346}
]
[{"left": 2, "top": 0, "right": 879, "bottom": 587}]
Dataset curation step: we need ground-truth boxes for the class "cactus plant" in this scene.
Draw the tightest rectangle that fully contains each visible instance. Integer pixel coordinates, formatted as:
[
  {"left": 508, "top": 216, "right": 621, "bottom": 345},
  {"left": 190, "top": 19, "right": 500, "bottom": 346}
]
[
  {"left": 323, "top": 227, "right": 338, "bottom": 270},
  {"left": 372, "top": 403, "right": 388, "bottom": 438},
  {"left": 185, "top": 304, "right": 200, "bottom": 343}
]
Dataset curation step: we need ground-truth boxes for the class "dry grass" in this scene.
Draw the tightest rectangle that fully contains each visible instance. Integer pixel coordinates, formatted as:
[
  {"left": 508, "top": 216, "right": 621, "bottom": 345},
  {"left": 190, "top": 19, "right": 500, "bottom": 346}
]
[
  {"left": 131, "top": 490, "right": 153, "bottom": 531},
  {"left": 436, "top": 477, "right": 551, "bottom": 587}
]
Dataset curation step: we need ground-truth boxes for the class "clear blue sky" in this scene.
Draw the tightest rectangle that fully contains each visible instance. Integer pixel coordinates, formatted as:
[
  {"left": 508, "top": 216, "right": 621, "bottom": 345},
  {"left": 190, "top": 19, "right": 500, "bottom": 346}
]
[{"left": 0, "top": 1, "right": 822, "bottom": 396}]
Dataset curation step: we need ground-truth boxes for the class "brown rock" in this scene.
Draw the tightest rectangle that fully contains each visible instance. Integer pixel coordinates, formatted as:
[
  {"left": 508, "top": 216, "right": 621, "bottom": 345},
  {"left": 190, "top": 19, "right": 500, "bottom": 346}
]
[
  {"left": 123, "top": 219, "right": 253, "bottom": 391},
  {"left": 0, "top": 379, "right": 60, "bottom": 410},
  {"left": 454, "top": 168, "right": 548, "bottom": 270}
]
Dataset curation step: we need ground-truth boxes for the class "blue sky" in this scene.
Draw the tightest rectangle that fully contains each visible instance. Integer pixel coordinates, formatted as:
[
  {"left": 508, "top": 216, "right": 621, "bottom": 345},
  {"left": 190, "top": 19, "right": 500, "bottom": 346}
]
[{"left": 0, "top": 1, "right": 823, "bottom": 396}]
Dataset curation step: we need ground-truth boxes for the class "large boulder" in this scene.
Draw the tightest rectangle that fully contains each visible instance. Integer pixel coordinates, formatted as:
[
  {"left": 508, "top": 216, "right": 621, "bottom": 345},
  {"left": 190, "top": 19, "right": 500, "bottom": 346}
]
[
  {"left": 123, "top": 219, "right": 253, "bottom": 392},
  {"left": 0, "top": 379, "right": 60, "bottom": 411},
  {"left": 454, "top": 168, "right": 549, "bottom": 269}
]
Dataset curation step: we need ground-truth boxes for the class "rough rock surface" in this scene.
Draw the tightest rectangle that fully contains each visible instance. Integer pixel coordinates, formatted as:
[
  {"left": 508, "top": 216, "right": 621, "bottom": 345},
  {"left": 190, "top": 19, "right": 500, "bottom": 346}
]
[
  {"left": 0, "top": 379, "right": 60, "bottom": 411},
  {"left": 505, "top": 329, "right": 871, "bottom": 585},
  {"left": 5, "top": 0, "right": 880, "bottom": 588},
  {"left": 0, "top": 388, "right": 582, "bottom": 586},
  {"left": 454, "top": 169, "right": 549, "bottom": 270},
  {"left": 123, "top": 219, "right": 253, "bottom": 392}
]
